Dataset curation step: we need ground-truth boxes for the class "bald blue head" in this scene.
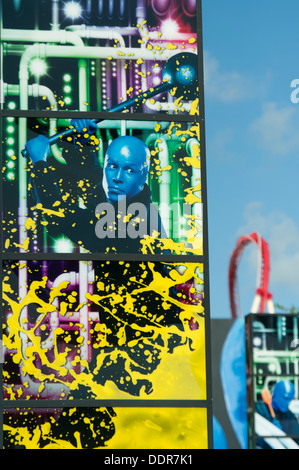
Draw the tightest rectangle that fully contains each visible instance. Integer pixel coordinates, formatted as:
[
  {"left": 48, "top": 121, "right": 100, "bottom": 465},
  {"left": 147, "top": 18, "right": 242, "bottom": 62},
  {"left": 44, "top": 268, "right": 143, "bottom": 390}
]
[
  {"left": 272, "top": 380, "right": 295, "bottom": 413},
  {"left": 103, "top": 136, "right": 151, "bottom": 202}
]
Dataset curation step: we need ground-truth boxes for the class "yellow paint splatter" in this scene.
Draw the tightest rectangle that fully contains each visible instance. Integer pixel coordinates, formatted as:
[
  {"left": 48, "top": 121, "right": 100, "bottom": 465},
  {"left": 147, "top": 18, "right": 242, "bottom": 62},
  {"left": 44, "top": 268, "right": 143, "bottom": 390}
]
[
  {"left": 184, "top": 184, "right": 202, "bottom": 204},
  {"left": 35, "top": 203, "right": 65, "bottom": 218},
  {"left": 24, "top": 218, "right": 36, "bottom": 231},
  {"left": 167, "top": 43, "right": 178, "bottom": 50}
]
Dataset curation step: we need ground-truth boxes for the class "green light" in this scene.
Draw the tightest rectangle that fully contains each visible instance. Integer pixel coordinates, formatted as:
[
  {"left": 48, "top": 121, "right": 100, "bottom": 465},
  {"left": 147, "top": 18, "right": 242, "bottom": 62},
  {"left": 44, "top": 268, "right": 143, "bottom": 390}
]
[
  {"left": 268, "top": 362, "right": 277, "bottom": 373},
  {"left": 63, "top": 85, "right": 71, "bottom": 93},
  {"left": 7, "top": 149, "right": 14, "bottom": 157},
  {"left": 8, "top": 101, "right": 16, "bottom": 110},
  {"left": 6, "top": 125, "right": 15, "bottom": 134},
  {"left": 6, "top": 117, "right": 15, "bottom": 122},
  {"left": 7, "top": 161, "right": 15, "bottom": 169},
  {"left": 6, "top": 172, "right": 15, "bottom": 181},
  {"left": 7, "top": 137, "right": 15, "bottom": 145},
  {"left": 63, "top": 73, "right": 72, "bottom": 82},
  {"left": 64, "top": 96, "right": 72, "bottom": 105},
  {"left": 53, "top": 236, "right": 74, "bottom": 253}
]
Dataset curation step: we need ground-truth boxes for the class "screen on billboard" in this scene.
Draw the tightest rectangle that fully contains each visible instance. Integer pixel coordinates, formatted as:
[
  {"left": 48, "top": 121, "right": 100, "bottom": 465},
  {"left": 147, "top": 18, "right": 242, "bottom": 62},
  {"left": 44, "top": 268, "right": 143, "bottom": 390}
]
[
  {"left": 1, "top": 1, "right": 199, "bottom": 115},
  {"left": 246, "top": 314, "right": 299, "bottom": 449},
  {"left": 3, "top": 259, "right": 206, "bottom": 401},
  {"left": 3, "top": 407, "right": 208, "bottom": 450},
  {"left": 2, "top": 117, "right": 202, "bottom": 256}
]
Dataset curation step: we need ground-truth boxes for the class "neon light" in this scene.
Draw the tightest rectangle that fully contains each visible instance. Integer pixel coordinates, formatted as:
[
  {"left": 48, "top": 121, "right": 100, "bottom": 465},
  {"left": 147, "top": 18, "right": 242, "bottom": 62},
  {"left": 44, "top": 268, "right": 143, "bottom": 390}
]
[
  {"left": 53, "top": 236, "right": 74, "bottom": 253},
  {"left": 63, "top": 73, "right": 72, "bottom": 82},
  {"left": 153, "top": 76, "right": 161, "bottom": 86},
  {"left": 6, "top": 172, "right": 15, "bottom": 181},
  {"left": 29, "top": 58, "right": 48, "bottom": 77},
  {"left": 161, "top": 19, "right": 179, "bottom": 39},
  {"left": 8, "top": 101, "right": 16, "bottom": 110},
  {"left": 64, "top": 1, "right": 82, "bottom": 20}
]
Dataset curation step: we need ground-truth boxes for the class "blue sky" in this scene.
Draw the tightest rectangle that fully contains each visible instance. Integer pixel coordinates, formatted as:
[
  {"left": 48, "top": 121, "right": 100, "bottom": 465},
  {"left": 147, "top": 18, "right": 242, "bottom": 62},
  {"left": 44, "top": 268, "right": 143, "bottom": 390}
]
[{"left": 202, "top": 1, "right": 299, "bottom": 318}]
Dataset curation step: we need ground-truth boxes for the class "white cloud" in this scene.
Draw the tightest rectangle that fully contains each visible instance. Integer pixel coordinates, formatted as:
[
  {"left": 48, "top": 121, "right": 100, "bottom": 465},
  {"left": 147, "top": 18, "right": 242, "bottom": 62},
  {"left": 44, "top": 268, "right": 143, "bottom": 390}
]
[
  {"left": 249, "top": 102, "right": 299, "bottom": 156},
  {"left": 203, "top": 51, "right": 254, "bottom": 103},
  {"left": 237, "top": 202, "right": 299, "bottom": 293}
]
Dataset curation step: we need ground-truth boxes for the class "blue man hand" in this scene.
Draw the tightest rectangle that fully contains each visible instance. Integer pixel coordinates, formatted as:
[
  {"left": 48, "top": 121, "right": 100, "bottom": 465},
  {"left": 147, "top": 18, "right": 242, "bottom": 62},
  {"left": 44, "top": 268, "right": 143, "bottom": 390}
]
[
  {"left": 25, "top": 135, "right": 50, "bottom": 164},
  {"left": 70, "top": 119, "right": 98, "bottom": 145}
]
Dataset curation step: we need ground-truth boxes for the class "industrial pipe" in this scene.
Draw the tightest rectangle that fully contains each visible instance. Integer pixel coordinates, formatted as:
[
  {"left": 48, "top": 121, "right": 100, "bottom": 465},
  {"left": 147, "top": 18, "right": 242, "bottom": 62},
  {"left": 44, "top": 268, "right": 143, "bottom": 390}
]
[
  {"left": 21, "top": 51, "right": 198, "bottom": 157},
  {"left": 1, "top": 28, "right": 85, "bottom": 47}
]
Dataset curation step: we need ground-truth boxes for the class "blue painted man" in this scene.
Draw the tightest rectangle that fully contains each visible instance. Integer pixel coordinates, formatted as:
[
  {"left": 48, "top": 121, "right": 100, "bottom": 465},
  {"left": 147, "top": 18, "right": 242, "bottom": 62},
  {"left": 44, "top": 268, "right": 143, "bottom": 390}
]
[{"left": 25, "top": 119, "right": 167, "bottom": 253}]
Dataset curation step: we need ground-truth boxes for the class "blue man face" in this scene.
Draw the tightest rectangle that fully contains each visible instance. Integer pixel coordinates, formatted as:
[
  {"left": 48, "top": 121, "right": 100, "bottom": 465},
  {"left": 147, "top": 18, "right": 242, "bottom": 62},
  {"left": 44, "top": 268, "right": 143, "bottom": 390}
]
[
  {"left": 272, "top": 380, "right": 295, "bottom": 413},
  {"left": 103, "top": 136, "right": 150, "bottom": 202}
]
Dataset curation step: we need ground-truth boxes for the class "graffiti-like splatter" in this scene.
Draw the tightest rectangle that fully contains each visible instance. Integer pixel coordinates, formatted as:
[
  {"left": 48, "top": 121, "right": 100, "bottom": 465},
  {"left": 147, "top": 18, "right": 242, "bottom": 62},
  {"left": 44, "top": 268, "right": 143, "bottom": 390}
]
[{"left": 3, "top": 260, "right": 205, "bottom": 448}]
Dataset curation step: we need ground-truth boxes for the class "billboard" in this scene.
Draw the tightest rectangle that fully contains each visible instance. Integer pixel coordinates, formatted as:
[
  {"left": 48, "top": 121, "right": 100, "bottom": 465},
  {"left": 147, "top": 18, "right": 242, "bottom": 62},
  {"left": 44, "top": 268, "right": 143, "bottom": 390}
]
[
  {"left": 0, "top": 0, "right": 211, "bottom": 451},
  {"left": 1, "top": 1, "right": 199, "bottom": 115},
  {"left": 2, "top": 118, "right": 202, "bottom": 256},
  {"left": 246, "top": 314, "right": 299, "bottom": 449}
]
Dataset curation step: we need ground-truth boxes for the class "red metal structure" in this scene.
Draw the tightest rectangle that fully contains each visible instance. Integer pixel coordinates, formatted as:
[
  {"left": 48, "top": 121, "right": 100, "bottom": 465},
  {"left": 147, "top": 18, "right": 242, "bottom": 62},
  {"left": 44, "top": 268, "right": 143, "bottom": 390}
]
[{"left": 229, "top": 232, "right": 274, "bottom": 318}]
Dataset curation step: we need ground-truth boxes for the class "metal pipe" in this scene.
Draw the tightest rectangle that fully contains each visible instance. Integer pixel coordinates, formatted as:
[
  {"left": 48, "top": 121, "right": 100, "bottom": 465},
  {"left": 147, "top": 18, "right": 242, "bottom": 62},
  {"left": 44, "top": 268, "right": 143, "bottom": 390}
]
[
  {"left": 107, "top": 0, "right": 115, "bottom": 20},
  {"left": 41, "top": 271, "right": 79, "bottom": 350},
  {"left": 19, "top": 371, "right": 69, "bottom": 399},
  {"left": 86, "top": 0, "right": 92, "bottom": 17},
  {"left": 186, "top": 136, "right": 202, "bottom": 205},
  {"left": 4, "top": 82, "right": 64, "bottom": 163},
  {"left": 186, "top": 136, "right": 203, "bottom": 244},
  {"left": 64, "top": 24, "right": 194, "bottom": 44},
  {"left": 157, "top": 136, "right": 172, "bottom": 237},
  {"left": 51, "top": 0, "right": 60, "bottom": 31},
  {"left": 64, "top": 25, "right": 126, "bottom": 47},
  {"left": 146, "top": 98, "right": 192, "bottom": 112},
  {"left": 136, "top": 0, "right": 150, "bottom": 110},
  {"left": 145, "top": 132, "right": 172, "bottom": 237},
  {"left": 98, "top": 0, "right": 104, "bottom": 18},
  {"left": 1, "top": 28, "right": 85, "bottom": 47},
  {"left": 119, "top": 0, "right": 126, "bottom": 20},
  {"left": 78, "top": 58, "right": 89, "bottom": 111},
  {"left": 18, "top": 43, "right": 175, "bottom": 110},
  {"left": 79, "top": 262, "right": 91, "bottom": 369},
  {"left": 66, "top": 24, "right": 139, "bottom": 37},
  {"left": 17, "top": 270, "right": 79, "bottom": 399}
]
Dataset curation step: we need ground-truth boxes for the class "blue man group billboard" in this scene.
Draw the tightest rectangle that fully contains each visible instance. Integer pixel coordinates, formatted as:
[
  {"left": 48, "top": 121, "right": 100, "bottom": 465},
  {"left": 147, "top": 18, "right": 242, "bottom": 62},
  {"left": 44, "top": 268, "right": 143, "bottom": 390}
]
[{"left": 0, "top": 0, "right": 212, "bottom": 450}]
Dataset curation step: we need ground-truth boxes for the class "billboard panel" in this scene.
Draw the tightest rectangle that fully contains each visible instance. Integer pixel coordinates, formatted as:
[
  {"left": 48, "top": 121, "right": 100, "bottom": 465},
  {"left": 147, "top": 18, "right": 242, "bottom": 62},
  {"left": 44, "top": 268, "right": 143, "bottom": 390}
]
[
  {"left": 3, "top": 259, "right": 206, "bottom": 401},
  {"left": 1, "top": 1, "right": 199, "bottom": 115},
  {"left": 3, "top": 406, "right": 208, "bottom": 449},
  {"left": 2, "top": 117, "right": 202, "bottom": 256},
  {"left": 246, "top": 314, "right": 299, "bottom": 449},
  {"left": 0, "top": 0, "right": 211, "bottom": 451}
]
